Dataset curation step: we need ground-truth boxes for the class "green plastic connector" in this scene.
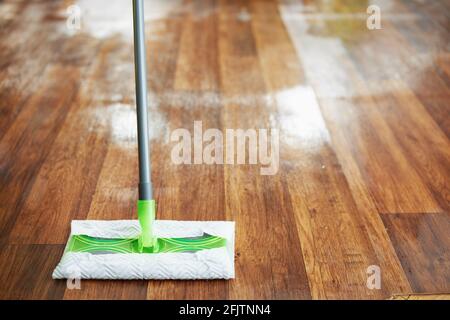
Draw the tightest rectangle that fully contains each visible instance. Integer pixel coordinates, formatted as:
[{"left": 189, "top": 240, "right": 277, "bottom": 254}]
[
  {"left": 67, "top": 233, "right": 226, "bottom": 254},
  {"left": 137, "top": 199, "right": 156, "bottom": 252},
  {"left": 65, "top": 199, "right": 228, "bottom": 255}
]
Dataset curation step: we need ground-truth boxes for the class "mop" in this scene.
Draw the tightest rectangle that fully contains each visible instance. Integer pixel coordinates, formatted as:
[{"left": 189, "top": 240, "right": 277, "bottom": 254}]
[{"left": 53, "top": 0, "right": 235, "bottom": 280}]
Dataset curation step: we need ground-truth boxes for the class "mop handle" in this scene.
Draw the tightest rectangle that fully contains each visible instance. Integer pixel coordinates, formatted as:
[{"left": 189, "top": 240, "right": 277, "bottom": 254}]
[{"left": 132, "top": 0, "right": 152, "bottom": 200}]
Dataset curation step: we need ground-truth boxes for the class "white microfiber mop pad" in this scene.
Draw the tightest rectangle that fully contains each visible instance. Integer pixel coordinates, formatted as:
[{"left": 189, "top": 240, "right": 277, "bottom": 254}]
[{"left": 53, "top": 220, "right": 235, "bottom": 280}]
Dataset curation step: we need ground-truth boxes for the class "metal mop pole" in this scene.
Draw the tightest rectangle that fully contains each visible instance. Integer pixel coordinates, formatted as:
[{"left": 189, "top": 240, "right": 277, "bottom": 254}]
[
  {"left": 132, "top": 0, "right": 152, "bottom": 200},
  {"left": 133, "top": 0, "right": 155, "bottom": 249}
]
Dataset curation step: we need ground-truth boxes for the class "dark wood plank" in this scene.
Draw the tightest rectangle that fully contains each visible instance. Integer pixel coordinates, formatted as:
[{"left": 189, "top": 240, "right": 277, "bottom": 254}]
[
  {"left": 64, "top": 280, "right": 148, "bottom": 300},
  {"left": 0, "top": 245, "right": 66, "bottom": 299},
  {"left": 416, "top": 95, "right": 450, "bottom": 138},
  {"left": 381, "top": 213, "right": 450, "bottom": 293},
  {"left": 0, "top": 64, "right": 81, "bottom": 245},
  {"left": 372, "top": 82, "right": 450, "bottom": 212}
]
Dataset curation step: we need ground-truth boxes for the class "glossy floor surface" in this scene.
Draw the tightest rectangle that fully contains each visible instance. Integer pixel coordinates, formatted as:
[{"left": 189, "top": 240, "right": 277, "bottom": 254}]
[{"left": 0, "top": 0, "right": 449, "bottom": 299}]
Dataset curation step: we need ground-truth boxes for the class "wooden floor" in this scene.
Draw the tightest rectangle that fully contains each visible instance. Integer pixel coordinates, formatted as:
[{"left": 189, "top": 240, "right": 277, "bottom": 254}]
[
  {"left": 0, "top": 0, "right": 449, "bottom": 299},
  {"left": 389, "top": 293, "right": 450, "bottom": 300}
]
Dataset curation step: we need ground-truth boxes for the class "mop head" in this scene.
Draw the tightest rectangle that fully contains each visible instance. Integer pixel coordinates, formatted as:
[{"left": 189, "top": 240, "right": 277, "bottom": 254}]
[{"left": 53, "top": 220, "right": 235, "bottom": 280}]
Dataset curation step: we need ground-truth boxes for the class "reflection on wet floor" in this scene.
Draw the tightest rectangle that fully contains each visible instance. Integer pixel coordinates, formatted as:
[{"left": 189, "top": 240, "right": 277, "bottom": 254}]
[
  {"left": 87, "top": 102, "right": 168, "bottom": 147},
  {"left": 58, "top": 0, "right": 183, "bottom": 39},
  {"left": 275, "top": 86, "right": 330, "bottom": 150},
  {"left": 280, "top": 0, "right": 448, "bottom": 98}
]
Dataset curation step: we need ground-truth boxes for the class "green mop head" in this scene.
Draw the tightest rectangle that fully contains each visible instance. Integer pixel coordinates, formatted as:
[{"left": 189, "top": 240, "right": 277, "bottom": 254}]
[
  {"left": 66, "top": 200, "right": 227, "bottom": 254},
  {"left": 53, "top": 200, "right": 235, "bottom": 280}
]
